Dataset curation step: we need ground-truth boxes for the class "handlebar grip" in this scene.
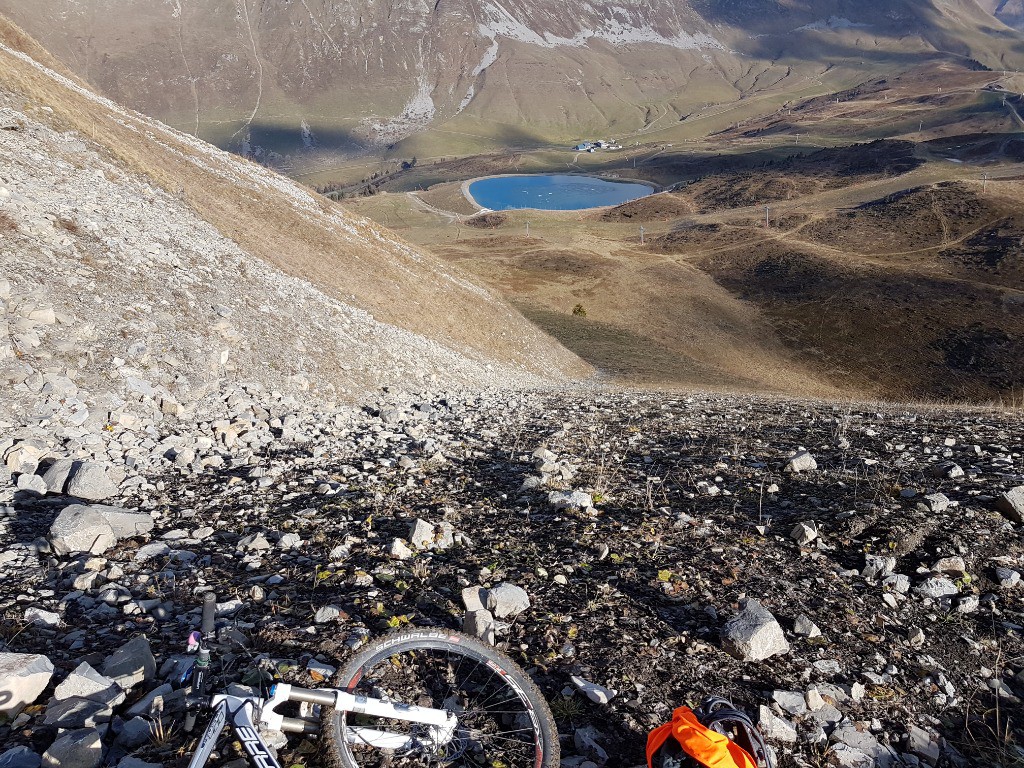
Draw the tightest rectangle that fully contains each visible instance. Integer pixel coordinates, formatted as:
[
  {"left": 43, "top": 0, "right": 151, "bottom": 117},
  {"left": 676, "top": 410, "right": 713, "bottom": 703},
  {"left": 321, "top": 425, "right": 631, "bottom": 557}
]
[{"left": 201, "top": 592, "right": 217, "bottom": 636}]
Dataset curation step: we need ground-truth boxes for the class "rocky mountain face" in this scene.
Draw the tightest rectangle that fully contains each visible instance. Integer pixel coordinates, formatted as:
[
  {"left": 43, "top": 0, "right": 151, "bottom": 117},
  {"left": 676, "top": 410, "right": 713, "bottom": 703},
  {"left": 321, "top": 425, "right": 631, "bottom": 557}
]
[
  {"left": 0, "top": 14, "right": 587, "bottom": 433},
  {"left": 0, "top": 0, "right": 1019, "bottom": 161},
  {"left": 979, "top": 0, "right": 1024, "bottom": 30}
]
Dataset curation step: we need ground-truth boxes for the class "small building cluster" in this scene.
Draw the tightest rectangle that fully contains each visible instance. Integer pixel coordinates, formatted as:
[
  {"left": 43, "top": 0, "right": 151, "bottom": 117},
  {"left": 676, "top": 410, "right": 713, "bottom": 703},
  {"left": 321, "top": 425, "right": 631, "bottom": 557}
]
[{"left": 573, "top": 139, "right": 622, "bottom": 152}]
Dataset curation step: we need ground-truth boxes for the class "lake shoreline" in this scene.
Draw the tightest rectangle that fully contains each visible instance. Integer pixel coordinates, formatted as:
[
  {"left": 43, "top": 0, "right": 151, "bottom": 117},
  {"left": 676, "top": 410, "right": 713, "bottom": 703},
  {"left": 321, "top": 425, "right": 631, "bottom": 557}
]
[{"left": 462, "top": 172, "right": 659, "bottom": 212}]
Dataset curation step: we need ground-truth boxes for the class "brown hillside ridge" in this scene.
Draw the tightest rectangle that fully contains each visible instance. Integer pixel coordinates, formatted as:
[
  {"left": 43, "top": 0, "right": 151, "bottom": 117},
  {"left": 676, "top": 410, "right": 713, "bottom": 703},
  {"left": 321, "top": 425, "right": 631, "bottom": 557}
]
[{"left": 0, "top": 13, "right": 589, "bottom": 413}]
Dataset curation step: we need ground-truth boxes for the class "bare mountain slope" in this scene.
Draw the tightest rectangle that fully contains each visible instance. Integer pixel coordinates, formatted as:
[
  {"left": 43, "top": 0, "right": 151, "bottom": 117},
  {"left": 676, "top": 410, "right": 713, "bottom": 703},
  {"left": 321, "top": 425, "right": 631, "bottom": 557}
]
[
  {"left": 0, "top": 0, "right": 1020, "bottom": 164},
  {"left": 0, "top": 15, "right": 588, "bottom": 426}
]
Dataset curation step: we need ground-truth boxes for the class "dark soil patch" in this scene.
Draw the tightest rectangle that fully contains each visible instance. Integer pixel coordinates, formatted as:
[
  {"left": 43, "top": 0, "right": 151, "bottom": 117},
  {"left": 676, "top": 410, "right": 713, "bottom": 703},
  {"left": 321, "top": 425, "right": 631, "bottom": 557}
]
[
  {"left": 466, "top": 212, "right": 509, "bottom": 228},
  {"left": 598, "top": 192, "right": 694, "bottom": 223}
]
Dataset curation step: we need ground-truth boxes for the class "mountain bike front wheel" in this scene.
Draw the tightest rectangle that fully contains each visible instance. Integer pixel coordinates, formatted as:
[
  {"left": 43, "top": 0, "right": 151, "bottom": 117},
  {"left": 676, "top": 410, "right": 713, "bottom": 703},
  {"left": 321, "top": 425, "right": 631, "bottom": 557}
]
[{"left": 322, "top": 629, "right": 559, "bottom": 768}]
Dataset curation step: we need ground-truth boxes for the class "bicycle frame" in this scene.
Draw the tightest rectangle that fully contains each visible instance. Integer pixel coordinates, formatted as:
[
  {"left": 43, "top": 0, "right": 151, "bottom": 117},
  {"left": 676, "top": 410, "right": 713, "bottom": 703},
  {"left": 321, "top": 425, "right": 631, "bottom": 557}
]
[{"left": 187, "top": 683, "right": 459, "bottom": 768}]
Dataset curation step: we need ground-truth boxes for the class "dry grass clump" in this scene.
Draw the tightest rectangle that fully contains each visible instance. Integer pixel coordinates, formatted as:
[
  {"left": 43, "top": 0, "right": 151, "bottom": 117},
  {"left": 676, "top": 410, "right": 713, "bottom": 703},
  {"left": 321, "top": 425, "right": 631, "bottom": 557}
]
[
  {"left": 0, "top": 210, "right": 16, "bottom": 233},
  {"left": 466, "top": 212, "right": 508, "bottom": 229}
]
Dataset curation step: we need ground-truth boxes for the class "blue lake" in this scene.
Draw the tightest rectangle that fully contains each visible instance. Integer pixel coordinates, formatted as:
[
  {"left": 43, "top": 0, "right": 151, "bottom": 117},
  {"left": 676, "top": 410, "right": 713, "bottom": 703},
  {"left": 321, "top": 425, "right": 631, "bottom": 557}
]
[{"left": 468, "top": 174, "right": 653, "bottom": 211}]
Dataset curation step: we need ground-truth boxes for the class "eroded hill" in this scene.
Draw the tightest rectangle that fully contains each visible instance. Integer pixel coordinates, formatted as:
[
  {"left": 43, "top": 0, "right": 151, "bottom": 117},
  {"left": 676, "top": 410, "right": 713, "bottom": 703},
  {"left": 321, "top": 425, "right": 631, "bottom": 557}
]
[{"left": 0, "top": 14, "right": 588, "bottom": 428}]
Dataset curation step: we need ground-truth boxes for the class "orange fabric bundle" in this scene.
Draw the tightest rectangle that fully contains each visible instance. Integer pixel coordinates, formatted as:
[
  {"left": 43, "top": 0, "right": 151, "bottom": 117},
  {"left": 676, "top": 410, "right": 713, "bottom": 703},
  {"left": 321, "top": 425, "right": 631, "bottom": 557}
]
[{"left": 647, "top": 706, "right": 759, "bottom": 768}]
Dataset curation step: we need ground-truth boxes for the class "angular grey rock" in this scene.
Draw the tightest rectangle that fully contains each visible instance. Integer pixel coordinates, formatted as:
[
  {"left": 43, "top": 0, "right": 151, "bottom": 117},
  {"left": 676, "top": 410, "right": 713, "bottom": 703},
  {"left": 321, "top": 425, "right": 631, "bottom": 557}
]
[
  {"left": 722, "top": 599, "right": 790, "bottom": 662},
  {"left": 463, "top": 609, "right": 496, "bottom": 645},
  {"left": 882, "top": 573, "right": 911, "bottom": 594},
  {"left": 486, "top": 582, "right": 532, "bottom": 619},
  {"left": 922, "top": 493, "right": 950, "bottom": 513},
  {"left": 772, "top": 690, "right": 807, "bottom": 715},
  {"left": 43, "top": 697, "right": 113, "bottom": 728},
  {"left": 50, "top": 504, "right": 153, "bottom": 555},
  {"left": 88, "top": 504, "right": 154, "bottom": 539},
  {"left": 461, "top": 586, "right": 487, "bottom": 612},
  {"left": 114, "top": 717, "right": 152, "bottom": 749},
  {"left": 791, "top": 521, "right": 818, "bottom": 545},
  {"left": 41, "top": 728, "right": 102, "bottom": 768},
  {"left": 53, "top": 662, "right": 124, "bottom": 706},
  {"left": 24, "top": 607, "right": 60, "bottom": 627},
  {"left": 101, "top": 635, "right": 156, "bottom": 689},
  {"left": 996, "top": 486, "right": 1024, "bottom": 523},
  {"left": 570, "top": 675, "right": 616, "bottom": 704},
  {"left": 547, "top": 489, "right": 594, "bottom": 510},
  {"left": 862, "top": 554, "right": 896, "bottom": 580},
  {"left": 408, "top": 518, "right": 435, "bottom": 549},
  {"left": 42, "top": 459, "right": 75, "bottom": 494},
  {"left": 932, "top": 556, "right": 966, "bottom": 575},
  {"left": 0, "top": 746, "right": 41, "bottom": 768},
  {"left": 786, "top": 450, "right": 817, "bottom": 472},
  {"left": 996, "top": 566, "right": 1021, "bottom": 588},
  {"left": 16, "top": 473, "right": 47, "bottom": 496},
  {"left": 826, "top": 744, "right": 874, "bottom": 768},
  {"left": 388, "top": 538, "right": 413, "bottom": 560},
  {"left": 0, "top": 652, "right": 54, "bottom": 715},
  {"left": 124, "top": 683, "right": 174, "bottom": 717},
  {"left": 314, "top": 605, "right": 343, "bottom": 623},
  {"left": 758, "top": 705, "right": 797, "bottom": 742},
  {"left": 906, "top": 724, "right": 941, "bottom": 765},
  {"left": 794, "top": 613, "right": 822, "bottom": 638},
  {"left": 914, "top": 577, "right": 959, "bottom": 599},
  {"left": 66, "top": 462, "right": 118, "bottom": 501}
]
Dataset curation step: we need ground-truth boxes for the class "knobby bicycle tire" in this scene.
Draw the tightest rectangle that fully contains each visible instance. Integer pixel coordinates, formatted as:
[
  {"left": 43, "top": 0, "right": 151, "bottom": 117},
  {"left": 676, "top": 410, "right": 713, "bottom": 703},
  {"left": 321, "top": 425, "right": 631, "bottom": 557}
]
[{"left": 321, "top": 629, "right": 559, "bottom": 768}]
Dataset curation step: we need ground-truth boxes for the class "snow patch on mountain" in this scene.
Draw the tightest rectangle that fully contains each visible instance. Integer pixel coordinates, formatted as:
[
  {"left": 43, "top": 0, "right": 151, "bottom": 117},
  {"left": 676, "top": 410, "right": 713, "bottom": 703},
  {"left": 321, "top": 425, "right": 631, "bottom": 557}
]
[
  {"left": 361, "top": 75, "right": 437, "bottom": 145},
  {"left": 478, "top": 2, "right": 723, "bottom": 50},
  {"left": 473, "top": 38, "right": 501, "bottom": 76}
]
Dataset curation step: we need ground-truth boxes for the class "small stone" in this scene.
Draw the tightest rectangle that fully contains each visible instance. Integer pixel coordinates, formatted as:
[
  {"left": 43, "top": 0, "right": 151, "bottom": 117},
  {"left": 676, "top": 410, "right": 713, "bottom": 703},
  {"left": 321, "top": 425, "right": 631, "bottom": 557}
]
[
  {"left": 996, "top": 566, "right": 1021, "bottom": 588},
  {"left": 53, "top": 662, "right": 124, "bottom": 706},
  {"left": 314, "top": 605, "right": 343, "bottom": 623},
  {"left": 408, "top": 519, "right": 435, "bottom": 549},
  {"left": 908, "top": 627, "right": 925, "bottom": 649},
  {"left": 758, "top": 705, "right": 797, "bottom": 742},
  {"left": 463, "top": 609, "right": 495, "bottom": 645},
  {"left": 101, "top": 635, "right": 156, "bottom": 689},
  {"left": 906, "top": 725, "right": 941, "bottom": 765},
  {"left": 0, "top": 746, "right": 41, "bottom": 768},
  {"left": 41, "top": 728, "right": 102, "bottom": 768},
  {"left": 486, "top": 582, "right": 531, "bottom": 619},
  {"left": 722, "top": 598, "right": 790, "bottom": 662},
  {"left": 862, "top": 554, "right": 896, "bottom": 580},
  {"left": 794, "top": 614, "right": 822, "bottom": 638},
  {"left": 16, "top": 473, "right": 47, "bottom": 496},
  {"left": 24, "top": 607, "right": 60, "bottom": 627},
  {"left": 922, "top": 493, "right": 950, "bottom": 513},
  {"left": 914, "top": 577, "right": 959, "bottom": 599},
  {"left": 996, "top": 486, "right": 1024, "bottom": 523},
  {"left": 570, "top": 675, "right": 617, "bottom": 704},
  {"left": 932, "top": 556, "right": 966, "bottom": 575},
  {"left": 548, "top": 489, "right": 594, "bottom": 510},
  {"left": 461, "top": 586, "right": 487, "bottom": 612},
  {"left": 786, "top": 450, "right": 817, "bottom": 472},
  {"left": 66, "top": 462, "right": 118, "bottom": 501},
  {"left": 791, "top": 521, "right": 819, "bottom": 545},
  {"left": 42, "top": 459, "right": 75, "bottom": 494},
  {"left": 388, "top": 538, "right": 413, "bottom": 560}
]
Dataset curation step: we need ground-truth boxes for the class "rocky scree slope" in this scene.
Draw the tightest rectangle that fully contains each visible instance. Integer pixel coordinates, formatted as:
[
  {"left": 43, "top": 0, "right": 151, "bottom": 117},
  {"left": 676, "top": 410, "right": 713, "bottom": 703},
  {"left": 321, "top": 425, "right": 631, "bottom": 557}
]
[
  {"left": 0, "top": 20, "right": 587, "bottom": 429},
  {"left": 2, "top": 388, "right": 1024, "bottom": 767}
]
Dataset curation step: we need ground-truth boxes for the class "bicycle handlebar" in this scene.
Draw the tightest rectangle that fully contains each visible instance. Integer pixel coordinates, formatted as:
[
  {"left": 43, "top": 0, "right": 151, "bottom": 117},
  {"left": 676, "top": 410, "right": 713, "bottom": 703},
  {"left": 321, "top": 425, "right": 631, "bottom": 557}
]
[{"left": 201, "top": 592, "right": 216, "bottom": 637}]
